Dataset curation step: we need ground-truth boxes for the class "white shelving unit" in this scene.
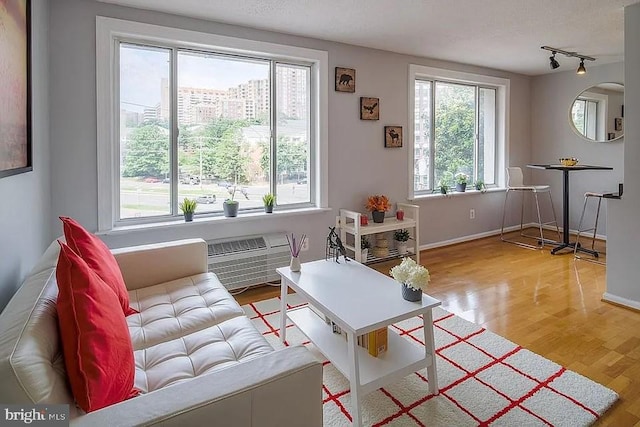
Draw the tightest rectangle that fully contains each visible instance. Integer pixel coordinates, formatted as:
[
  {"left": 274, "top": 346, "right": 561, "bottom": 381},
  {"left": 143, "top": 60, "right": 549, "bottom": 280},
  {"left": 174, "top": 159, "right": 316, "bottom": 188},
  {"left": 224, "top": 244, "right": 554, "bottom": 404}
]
[
  {"left": 287, "top": 306, "right": 432, "bottom": 395},
  {"left": 338, "top": 203, "right": 420, "bottom": 264}
]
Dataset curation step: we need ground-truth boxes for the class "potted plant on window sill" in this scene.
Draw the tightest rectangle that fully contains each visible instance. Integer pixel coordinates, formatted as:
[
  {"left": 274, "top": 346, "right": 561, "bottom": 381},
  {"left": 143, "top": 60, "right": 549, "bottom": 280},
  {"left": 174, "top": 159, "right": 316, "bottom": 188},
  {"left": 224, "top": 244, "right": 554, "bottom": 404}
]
[
  {"left": 393, "top": 229, "right": 411, "bottom": 255},
  {"left": 474, "top": 180, "right": 486, "bottom": 193},
  {"left": 223, "top": 185, "right": 249, "bottom": 217},
  {"left": 361, "top": 236, "right": 371, "bottom": 262},
  {"left": 179, "top": 198, "right": 197, "bottom": 222},
  {"left": 262, "top": 193, "right": 275, "bottom": 213},
  {"left": 455, "top": 173, "right": 468, "bottom": 192},
  {"left": 365, "top": 194, "right": 391, "bottom": 223}
]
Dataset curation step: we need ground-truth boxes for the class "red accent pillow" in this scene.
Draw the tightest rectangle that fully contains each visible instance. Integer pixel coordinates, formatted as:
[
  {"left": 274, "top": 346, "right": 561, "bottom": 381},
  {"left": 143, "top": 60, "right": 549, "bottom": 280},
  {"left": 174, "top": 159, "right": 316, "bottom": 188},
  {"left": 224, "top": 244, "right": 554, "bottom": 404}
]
[
  {"left": 56, "top": 241, "right": 139, "bottom": 412},
  {"left": 60, "top": 217, "right": 137, "bottom": 316}
]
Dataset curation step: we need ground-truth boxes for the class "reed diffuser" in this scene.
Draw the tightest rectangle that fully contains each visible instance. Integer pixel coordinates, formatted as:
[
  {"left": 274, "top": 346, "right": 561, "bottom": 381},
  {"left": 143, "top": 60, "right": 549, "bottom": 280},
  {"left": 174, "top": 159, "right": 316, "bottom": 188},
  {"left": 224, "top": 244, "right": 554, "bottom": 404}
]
[{"left": 286, "top": 233, "right": 306, "bottom": 272}]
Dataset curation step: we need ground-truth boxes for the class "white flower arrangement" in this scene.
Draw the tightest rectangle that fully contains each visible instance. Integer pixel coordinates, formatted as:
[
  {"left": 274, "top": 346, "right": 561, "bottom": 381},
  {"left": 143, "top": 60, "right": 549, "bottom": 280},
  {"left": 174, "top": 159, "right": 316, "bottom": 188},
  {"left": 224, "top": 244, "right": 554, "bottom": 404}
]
[{"left": 390, "top": 257, "right": 430, "bottom": 291}]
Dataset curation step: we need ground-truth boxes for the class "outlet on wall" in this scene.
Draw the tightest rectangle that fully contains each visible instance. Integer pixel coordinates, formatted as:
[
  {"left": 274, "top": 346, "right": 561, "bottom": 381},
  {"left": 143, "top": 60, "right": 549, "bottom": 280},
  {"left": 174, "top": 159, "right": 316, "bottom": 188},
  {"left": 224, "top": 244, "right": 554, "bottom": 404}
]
[
  {"left": 469, "top": 208, "right": 476, "bottom": 220},
  {"left": 301, "top": 238, "right": 309, "bottom": 251}
]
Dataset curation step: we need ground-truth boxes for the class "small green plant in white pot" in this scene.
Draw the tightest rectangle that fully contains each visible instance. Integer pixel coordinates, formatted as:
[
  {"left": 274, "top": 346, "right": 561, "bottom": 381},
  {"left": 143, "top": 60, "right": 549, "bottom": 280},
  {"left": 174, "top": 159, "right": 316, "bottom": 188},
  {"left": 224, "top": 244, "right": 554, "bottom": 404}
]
[
  {"left": 394, "top": 229, "right": 411, "bottom": 255},
  {"left": 360, "top": 236, "right": 371, "bottom": 262},
  {"left": 262, "top": 193, "right": 275, "bottom": 213},
  {"left": 179, "top": 198, "right": 197, "bottom": 222}
]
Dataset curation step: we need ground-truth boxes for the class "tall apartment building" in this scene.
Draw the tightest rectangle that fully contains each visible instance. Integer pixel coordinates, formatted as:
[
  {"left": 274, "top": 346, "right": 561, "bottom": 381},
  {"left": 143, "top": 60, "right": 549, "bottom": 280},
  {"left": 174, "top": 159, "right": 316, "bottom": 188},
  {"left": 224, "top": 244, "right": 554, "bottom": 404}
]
[{"left": 158, "top": 71, "right": 305, "bottom": 126}]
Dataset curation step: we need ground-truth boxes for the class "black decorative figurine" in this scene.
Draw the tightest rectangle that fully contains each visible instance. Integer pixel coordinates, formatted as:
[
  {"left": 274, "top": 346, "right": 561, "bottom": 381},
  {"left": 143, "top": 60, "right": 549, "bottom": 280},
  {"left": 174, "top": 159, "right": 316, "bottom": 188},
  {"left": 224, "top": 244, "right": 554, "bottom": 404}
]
[{"left": 326, "top": 227, "right": 350, "bottom": 263}]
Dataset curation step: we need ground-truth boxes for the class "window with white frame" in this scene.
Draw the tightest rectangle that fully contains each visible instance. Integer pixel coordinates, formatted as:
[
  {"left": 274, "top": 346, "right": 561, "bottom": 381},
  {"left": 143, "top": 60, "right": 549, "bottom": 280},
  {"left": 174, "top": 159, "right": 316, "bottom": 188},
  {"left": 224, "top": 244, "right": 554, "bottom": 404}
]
[
  {"left": 409, "top": 65, "right": 508, "bottom": 197},
  {"left": 97, "top": 18, "right": 327, "bottom": 230}
]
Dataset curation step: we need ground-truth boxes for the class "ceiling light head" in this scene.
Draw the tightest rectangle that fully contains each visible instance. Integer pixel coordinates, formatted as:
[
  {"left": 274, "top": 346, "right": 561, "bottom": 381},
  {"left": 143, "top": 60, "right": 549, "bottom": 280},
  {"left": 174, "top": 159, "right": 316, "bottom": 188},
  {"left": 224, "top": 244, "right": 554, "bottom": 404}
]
[
  {"left": 549, "top": 53, "right": 560, "bottom": 70},
  {"left": 576, "top": 58, "right": 587, "bottom": 75}
]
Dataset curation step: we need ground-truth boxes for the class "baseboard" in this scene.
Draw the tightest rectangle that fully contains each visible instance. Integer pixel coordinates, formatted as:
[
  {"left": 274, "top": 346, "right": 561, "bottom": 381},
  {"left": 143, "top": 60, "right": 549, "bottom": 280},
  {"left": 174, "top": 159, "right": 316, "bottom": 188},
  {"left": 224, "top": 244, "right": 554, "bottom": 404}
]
[
  {"left": 540, "top": 224, "right": 607, "bottom": 241},
  {"left": 602, "top": 293, "right": 640, "bottom": 312},
  {"left": 418, "top": 222, "right": 607, "bottom": 252},
  {"left": 419, "top": 224, "right": 531, "bottom": 251}
]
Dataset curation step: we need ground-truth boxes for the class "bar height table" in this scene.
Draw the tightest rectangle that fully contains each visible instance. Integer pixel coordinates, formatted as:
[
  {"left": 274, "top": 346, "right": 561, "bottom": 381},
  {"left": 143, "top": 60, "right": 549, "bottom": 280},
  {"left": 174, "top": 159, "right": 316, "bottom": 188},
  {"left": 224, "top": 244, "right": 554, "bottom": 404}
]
[{"left": 527, "top": 164, "right": 613, "bottom": 255}]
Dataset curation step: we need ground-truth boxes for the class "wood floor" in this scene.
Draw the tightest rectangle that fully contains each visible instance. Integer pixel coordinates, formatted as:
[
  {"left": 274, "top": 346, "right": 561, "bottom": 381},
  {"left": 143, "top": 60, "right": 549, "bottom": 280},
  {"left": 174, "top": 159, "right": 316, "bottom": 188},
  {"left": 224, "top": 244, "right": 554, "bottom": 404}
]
[{"left": 234, "top": 231, "right": 640, "bottom": 426}]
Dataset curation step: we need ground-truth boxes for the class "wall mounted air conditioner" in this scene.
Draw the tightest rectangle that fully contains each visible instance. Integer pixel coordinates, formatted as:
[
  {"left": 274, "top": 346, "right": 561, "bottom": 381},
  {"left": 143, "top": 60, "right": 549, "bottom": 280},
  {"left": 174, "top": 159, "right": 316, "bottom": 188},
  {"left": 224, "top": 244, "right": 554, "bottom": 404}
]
[{"left": 206, "top": 233, "right": 290, "bottom": 291}]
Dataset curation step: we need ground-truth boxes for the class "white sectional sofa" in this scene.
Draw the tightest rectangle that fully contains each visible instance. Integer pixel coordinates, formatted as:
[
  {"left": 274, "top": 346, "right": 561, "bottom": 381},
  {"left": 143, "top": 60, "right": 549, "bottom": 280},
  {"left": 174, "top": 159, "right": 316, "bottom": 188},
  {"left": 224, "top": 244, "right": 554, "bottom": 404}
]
[{"left": 0, "top": 238, "right": 322, "bottom": 426}]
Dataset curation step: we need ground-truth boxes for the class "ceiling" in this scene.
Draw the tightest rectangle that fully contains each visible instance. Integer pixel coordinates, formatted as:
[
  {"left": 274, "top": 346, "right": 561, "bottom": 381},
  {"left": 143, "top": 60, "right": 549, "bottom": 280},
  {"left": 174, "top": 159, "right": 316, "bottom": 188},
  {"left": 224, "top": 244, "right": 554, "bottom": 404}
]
[{"left": 96, "top": 0, "right": 640, "bottom": 76}]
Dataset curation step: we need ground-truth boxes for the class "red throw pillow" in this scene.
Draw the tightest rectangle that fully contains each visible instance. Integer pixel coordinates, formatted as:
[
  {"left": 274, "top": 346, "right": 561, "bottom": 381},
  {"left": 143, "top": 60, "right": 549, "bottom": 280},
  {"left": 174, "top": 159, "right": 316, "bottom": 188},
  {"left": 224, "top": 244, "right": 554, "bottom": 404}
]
[
  {"left": 60, "top": 217, "right": 137, "bottom": 316},
  {"left": 56, "top": 241, "right": 139, "bottom": 412}
]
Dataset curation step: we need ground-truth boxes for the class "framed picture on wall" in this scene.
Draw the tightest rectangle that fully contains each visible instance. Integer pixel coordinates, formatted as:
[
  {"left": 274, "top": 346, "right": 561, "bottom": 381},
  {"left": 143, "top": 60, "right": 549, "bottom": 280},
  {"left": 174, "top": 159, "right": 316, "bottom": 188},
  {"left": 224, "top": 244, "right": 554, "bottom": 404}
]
[
  {"left": 384, "top": 126, "right": 403, "bottom": 148},
  {"left": 335, "top": 67, "right": 355, "bottom": 92},
  {"left": 0, "top": 0, "right": 32, "bottom": 178},
  {"left": 360, "top": 97, "right": 379, "bottom": 120},
  {"left": 615, "top": 117, "right": 624, "bottom": 132}
]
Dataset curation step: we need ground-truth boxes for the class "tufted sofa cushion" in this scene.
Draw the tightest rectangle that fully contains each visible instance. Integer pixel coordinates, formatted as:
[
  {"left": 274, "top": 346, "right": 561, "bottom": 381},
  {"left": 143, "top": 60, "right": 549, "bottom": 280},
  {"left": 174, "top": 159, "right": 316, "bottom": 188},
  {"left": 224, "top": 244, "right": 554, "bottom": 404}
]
[
  {"left": 127, "top": 273, "right": 245, "bottom": 351},
  {"left": 134, "top": 316, "right": 273, "bottom": 393}
]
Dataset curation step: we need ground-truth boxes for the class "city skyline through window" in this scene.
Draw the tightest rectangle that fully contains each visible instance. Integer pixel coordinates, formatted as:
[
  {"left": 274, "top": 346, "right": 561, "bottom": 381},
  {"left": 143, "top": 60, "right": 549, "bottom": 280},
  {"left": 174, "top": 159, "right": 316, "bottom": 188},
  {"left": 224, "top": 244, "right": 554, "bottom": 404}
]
[{"left": 118, "top": 43, "right": 312, "bottom": 220}]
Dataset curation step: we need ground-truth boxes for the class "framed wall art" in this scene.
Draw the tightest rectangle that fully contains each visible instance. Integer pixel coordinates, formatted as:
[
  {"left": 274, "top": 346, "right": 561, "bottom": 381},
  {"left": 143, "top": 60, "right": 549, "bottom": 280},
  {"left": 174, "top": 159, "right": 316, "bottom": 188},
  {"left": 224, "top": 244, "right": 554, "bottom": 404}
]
[
  {"left": 335, "top": 67, "right": 355, "bottom": 93},
  {"left": 384, "top": 126, "right": 403, "bottom": 148},
  {"left": 0, "top": 0, "right": 32, "bottom": 178},
  {"left": 360, "top": 97, "right": 379, "bottom": 120}
]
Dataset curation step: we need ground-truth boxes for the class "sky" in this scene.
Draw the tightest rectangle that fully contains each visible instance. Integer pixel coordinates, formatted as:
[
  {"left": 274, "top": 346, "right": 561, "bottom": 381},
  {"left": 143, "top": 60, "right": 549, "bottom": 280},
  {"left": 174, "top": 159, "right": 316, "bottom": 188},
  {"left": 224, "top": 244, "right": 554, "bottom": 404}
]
[{"left": 120, "top": 44, "right": 269, "bottom": 112}]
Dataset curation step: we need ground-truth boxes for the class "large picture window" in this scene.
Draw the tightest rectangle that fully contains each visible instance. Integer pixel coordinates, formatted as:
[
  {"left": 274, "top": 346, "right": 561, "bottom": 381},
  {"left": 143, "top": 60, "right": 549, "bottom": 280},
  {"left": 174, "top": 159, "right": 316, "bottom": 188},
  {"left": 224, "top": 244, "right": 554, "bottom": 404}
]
[
  {"left": 118, "top": 44, "right": 311, "bottom": 220},
  {"left": 409, "top": 65, "right": 508, "bottom": 197},
  {"left": 97, "top": 18, "right": 327, "bottom": 230}
]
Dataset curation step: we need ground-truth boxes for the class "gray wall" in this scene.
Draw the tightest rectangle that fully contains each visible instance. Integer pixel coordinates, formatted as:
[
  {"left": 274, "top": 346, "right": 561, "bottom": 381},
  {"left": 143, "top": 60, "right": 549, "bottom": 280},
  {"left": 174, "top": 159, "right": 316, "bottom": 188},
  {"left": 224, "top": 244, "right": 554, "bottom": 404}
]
[
  {"left": 0, "top": 0, "right": 51, "bottom": 310},
  {"left": 530, "top": 62, "right": 624, "bottom": 236},
  {"left": 606, "top": 3, "right": 640, "bottom": 309},
  {"left": 49, "top": 0, "right": 532, "bottom": 260}
]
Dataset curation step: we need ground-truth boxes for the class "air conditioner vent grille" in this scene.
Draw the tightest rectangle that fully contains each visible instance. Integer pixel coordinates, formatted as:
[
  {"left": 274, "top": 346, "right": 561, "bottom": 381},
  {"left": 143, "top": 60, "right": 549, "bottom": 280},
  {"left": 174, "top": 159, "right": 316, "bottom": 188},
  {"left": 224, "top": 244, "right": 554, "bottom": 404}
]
[
  {"left": 206, "top": 233, "right": 289, "bottom": 291},
  {"left": 208, "top": 237, "right": 266, "bottom": 257}
]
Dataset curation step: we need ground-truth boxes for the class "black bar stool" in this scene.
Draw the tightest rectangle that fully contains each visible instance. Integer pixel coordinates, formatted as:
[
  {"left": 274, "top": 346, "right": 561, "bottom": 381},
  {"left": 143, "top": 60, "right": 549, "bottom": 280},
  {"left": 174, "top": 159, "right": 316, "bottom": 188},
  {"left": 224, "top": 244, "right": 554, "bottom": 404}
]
[{"left": 574, "top": 184, "right": 623, "bottom": 264}]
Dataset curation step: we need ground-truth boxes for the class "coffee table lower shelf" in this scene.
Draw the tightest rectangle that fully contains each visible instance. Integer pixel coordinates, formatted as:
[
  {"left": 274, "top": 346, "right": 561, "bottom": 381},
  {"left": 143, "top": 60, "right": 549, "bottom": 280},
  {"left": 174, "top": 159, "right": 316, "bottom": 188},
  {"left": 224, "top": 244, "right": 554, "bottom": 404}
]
[{"left": 287, "top": 306, "right": 432, "bottom": 396}]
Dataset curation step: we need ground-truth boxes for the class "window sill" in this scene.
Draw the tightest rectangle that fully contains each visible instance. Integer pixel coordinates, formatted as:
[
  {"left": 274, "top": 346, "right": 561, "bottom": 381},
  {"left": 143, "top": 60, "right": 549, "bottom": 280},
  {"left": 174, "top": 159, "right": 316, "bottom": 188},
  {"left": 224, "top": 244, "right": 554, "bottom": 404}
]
[
  {"left": 98, "top": 207, "right": 332, "bottom": 236},
  {"left": 408, "top": 187, "right": 506, "bottom": 201}
]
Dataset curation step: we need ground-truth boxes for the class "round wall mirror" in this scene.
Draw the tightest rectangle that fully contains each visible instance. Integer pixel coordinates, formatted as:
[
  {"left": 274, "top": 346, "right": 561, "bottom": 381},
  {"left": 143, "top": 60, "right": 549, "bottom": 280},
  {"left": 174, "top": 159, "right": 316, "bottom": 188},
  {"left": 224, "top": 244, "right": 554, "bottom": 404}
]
[{"left": 569, "top": 82, "right": 624, "bottom": 142}]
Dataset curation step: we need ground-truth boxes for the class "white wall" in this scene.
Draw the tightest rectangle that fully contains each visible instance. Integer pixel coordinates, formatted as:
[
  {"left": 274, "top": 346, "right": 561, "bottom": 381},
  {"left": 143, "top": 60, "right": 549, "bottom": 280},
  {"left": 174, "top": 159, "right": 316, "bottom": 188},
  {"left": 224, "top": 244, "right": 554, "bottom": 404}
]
[
  {"left": 0, "top": 0, "right": 51, "bottom": 310},
  {"left": 605, "top": 3, "right": 640, "bottom": 309},
  {"left": 530, "top": 62, "right": 624, "bottom": 236},
  {"left": 48, "top": 0, "right": 532, "bottom": 259}
]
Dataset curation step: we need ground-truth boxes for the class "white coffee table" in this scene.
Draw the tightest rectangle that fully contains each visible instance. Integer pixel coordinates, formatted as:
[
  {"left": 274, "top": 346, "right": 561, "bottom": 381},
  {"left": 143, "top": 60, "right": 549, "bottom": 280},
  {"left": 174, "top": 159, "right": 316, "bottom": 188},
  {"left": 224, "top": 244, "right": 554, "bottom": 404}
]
[{"left": 277, "top": 259, "right": 441, "bottom": 427}]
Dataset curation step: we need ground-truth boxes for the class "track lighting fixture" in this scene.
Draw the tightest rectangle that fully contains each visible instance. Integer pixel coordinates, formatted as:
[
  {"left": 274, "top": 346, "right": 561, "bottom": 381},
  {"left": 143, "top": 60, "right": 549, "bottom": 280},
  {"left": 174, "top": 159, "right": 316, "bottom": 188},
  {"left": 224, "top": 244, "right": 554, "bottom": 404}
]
[
  {"left": 549, "top": 52, "right": 560, "bottom": 70},
  {"left": 541, "top": 46, "right": 595, "bottom": 74}
]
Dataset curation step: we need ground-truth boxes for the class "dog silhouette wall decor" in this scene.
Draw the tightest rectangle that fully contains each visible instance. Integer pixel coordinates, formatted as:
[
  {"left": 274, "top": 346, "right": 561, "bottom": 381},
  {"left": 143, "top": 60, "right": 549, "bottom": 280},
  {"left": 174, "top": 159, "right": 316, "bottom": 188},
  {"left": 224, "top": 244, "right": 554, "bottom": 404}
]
[
  {"left": 335, "top": 67, "right": 355, "bottom": 93},
  {"left": 360, "top": 97, "right": 379, "bottom": 120},
  {"left": 384, "top": 126, "right": 403, "bottom": 148}
]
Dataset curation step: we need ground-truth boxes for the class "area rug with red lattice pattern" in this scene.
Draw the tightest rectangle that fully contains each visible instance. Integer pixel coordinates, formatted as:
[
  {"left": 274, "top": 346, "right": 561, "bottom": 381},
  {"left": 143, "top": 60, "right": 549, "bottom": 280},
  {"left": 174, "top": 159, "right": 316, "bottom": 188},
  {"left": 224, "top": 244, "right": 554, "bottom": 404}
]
[{"left": 242, "top": 295, "right": 617, "bottom": 426}]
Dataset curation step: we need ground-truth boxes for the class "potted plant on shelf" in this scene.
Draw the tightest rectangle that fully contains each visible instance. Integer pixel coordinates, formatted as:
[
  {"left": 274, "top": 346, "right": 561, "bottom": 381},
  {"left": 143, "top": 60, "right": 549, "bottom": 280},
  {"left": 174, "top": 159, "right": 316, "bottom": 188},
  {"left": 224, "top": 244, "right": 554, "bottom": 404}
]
[
  {"left": 455, "top": 173, "right": 468, "bottom": 192},
  {"left": 437, "top": 179, "right": 449, "bottom": 195},
  {"left": 393, "top": 229, "right": 411, "bottom": 255},
  {"left": 262, "top": 193, "right": 275, "bottom": 213},
  {"left": 366, "top": 195, "right": 391, "bottom": 223},
  {"left": 223, "top": 185, "right": 249, "bottom": 217},
  {"left": 474, "top": 180, "right": 486, "bottom": 193},
  {"left": 361, "top": 236, "right": 371, "bottom": 262},
  {"left": 390, "top": 257, "right": 430, "bottom": 302},
  {"left": 179, "top": 198, "right": 197, "bottom": 222}
]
